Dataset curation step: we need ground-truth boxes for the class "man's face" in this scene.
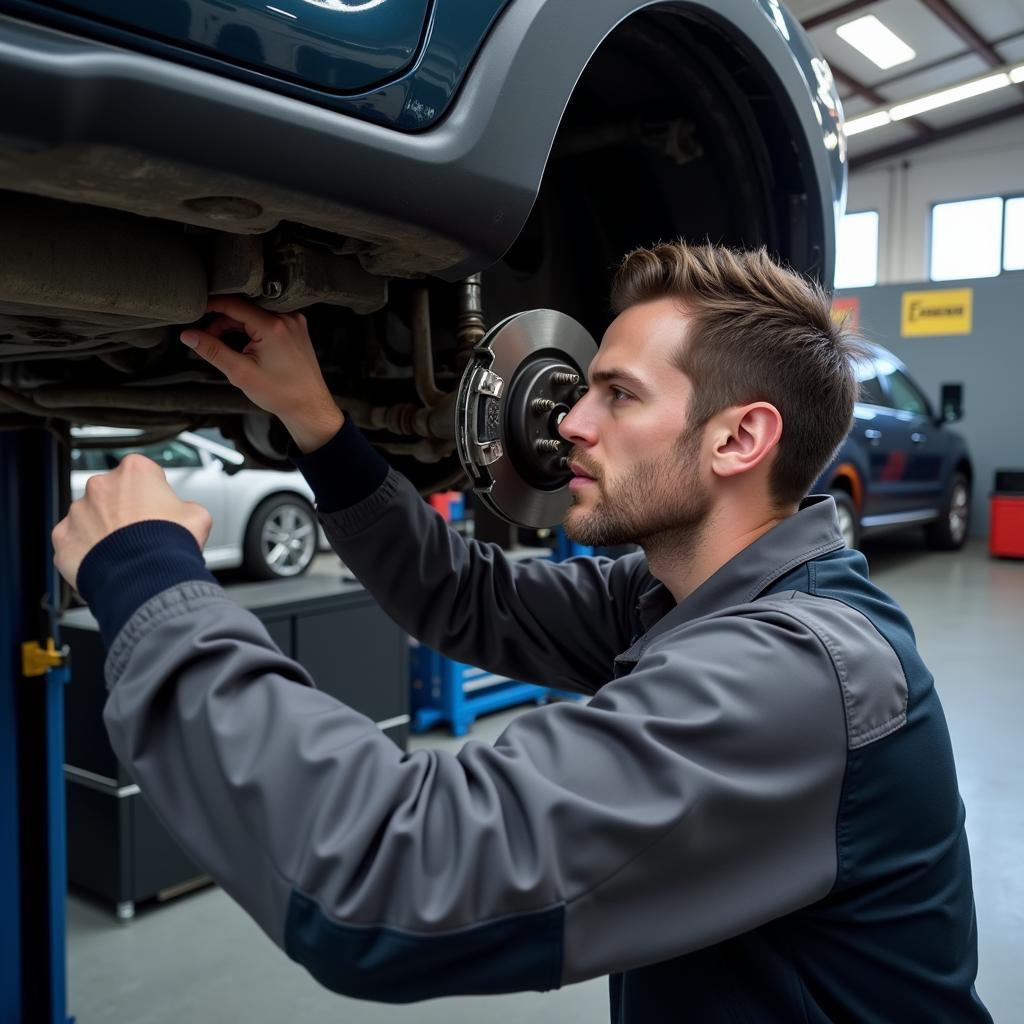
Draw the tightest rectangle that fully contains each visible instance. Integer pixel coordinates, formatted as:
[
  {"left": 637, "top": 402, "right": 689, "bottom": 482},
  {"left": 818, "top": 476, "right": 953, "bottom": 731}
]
[{"left": 558, "top": 298, "right": 713, "bottom": 547}]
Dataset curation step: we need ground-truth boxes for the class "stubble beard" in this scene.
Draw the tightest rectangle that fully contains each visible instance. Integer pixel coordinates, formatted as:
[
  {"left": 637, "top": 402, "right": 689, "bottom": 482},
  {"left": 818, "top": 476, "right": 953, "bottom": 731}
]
[{"left": 563, "top": 424, "right": 713, "bottom": 563}]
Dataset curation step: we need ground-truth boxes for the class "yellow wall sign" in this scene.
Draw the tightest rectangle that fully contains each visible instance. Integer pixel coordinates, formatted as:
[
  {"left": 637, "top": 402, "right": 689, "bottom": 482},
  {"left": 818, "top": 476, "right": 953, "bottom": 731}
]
[{"left": 900, "top": 288, "right": 972, "bottom": 337}]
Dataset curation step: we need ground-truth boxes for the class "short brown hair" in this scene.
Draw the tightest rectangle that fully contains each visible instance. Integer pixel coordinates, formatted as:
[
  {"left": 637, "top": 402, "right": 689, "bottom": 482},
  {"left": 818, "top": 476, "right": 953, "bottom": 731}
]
[{"left": 610, "top": 242, "right": 861, "bottom": 506}]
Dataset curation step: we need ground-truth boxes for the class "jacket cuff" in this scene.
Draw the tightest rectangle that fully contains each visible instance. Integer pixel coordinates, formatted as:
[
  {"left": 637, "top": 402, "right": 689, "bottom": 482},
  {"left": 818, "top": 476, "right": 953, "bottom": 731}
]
[
  {"left": 76, "top": 520, "right": 218, "bottom": 647},
  {"left": 288, "top": 416, "right": 390, "bottom": 514}
]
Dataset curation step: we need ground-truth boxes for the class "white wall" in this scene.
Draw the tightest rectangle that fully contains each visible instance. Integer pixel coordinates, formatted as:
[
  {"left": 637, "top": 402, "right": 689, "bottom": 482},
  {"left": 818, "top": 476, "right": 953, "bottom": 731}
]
[{"left": 846, "top": 121, "right": 1024, "bottom": 284}]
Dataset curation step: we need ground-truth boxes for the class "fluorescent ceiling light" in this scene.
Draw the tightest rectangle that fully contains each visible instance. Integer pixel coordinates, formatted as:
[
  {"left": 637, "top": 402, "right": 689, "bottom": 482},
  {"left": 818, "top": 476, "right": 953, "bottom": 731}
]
[
  {"left": 841, "top": 62, "right": 1022, "bottom": 139},
  {"left": 844, "top": 110, "right": 893, "bottom": 135},
  {"left": 889, "top": 72, "right": 1010, "bottom": 120},
  {"left": 836, "top": 15, "right": 916, "bottom": 70}
]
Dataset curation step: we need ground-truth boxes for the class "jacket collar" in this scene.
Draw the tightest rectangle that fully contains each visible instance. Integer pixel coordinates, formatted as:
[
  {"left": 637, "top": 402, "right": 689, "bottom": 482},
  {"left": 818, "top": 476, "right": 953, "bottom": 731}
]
[{"left": 621, "top": 495, "right": 844, "bottom": 667}]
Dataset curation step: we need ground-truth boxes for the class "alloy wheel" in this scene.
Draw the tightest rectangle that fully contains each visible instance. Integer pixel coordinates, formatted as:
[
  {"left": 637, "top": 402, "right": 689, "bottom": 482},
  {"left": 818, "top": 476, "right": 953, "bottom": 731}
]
[
  {"left": 948, "top": 482, "right": 970, "bottom": 546},
  {"left": 260, "top": 502, "right": 316, "bottom": 577}
]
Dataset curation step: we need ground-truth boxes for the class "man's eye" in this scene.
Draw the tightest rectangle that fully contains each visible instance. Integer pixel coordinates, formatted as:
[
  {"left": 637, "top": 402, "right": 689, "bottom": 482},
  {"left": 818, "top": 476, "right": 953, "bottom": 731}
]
[{"left": 610, "top": 386, "right": 632, "bottom": 402}]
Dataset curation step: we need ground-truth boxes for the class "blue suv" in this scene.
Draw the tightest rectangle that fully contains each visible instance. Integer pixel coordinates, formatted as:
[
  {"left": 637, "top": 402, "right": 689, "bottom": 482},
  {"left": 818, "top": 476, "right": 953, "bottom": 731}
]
[{"left": 813, "top": 341, "right": 972, "bottom": 551}]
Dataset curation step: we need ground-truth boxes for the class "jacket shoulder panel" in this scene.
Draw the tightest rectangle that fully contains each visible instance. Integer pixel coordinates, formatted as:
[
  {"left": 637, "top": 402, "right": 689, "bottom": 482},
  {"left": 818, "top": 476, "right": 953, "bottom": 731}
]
[{"left": 766, "top": 591, "right": 909, "bottom": 749}]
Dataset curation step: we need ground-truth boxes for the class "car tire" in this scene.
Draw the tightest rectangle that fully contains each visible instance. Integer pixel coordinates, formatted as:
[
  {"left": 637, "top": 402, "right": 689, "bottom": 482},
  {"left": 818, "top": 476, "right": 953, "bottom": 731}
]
[
  {"left": 243, "top": 494, "right": 318, "bottom": 580},
  {"left": 924, "top": 472, "right": 971, "bottom": 551},
  {"left": 829, "top": 489, "right": 860, "bottom": 550}
]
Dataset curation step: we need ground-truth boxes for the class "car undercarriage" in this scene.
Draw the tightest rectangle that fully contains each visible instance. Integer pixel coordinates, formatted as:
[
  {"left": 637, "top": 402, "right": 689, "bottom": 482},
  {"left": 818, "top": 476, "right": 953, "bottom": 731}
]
[{"left": 0, "top": 6, "right": 841, "bottom": 501}]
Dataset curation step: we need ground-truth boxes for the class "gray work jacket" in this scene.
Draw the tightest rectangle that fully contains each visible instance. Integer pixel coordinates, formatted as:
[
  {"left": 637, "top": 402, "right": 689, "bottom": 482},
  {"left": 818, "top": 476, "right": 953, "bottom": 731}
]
[{"left": 100, "top": 469, "right": 990, "bottom": 1022}]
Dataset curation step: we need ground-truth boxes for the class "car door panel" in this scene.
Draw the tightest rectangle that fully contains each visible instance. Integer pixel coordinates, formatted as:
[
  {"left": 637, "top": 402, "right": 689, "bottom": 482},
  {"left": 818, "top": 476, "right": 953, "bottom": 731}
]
[
  {"left": 854, "top": 405, "right": 914, "bottom": 517},
  {"left": 171, "top": 453, "right": 231, "bottom": 557},
  {"left": 884, "top": 369, "right": 946, "bottom": 510}
]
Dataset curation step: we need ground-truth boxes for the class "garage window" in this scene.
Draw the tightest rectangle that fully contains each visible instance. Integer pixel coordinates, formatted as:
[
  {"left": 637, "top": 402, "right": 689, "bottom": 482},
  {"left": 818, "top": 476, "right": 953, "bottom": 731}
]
[
  {"left": 835, "top": 210, "right": 879, "bottom": 288},
  {"left": 930, "top": 195, "right": 1024, "bottom": 280}
]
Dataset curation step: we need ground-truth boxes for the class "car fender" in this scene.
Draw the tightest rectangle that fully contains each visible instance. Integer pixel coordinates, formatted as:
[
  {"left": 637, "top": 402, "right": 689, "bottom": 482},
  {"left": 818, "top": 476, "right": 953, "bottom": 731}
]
[
  {"left": 939, "top": 431, "right": 973, "bottom": 485},
  {"left": 0, "top": 0, "right": 843, "bottom": 280},
  {"left": 231, "top": 472, "right": 315, "bottom": 520},
  {"left": 815, "top": 432, "right": 870, "bottom": 510}
]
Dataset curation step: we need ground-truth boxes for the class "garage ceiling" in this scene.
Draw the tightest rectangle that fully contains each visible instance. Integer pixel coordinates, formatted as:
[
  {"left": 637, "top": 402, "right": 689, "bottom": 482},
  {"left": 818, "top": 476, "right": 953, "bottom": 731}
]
[{"left": 785, "top": 0, "right": 1024, "bottom": 167}]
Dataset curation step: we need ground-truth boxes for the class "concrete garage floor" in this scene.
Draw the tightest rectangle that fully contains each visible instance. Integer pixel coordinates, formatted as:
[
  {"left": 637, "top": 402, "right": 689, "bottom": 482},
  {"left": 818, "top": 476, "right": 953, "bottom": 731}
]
[{"left": 66, "top": 537, "right": 1022, "bottom": 1023}]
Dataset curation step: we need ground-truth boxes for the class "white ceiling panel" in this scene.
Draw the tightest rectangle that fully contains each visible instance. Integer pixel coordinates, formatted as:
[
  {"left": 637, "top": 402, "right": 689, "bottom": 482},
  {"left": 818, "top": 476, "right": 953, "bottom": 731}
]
[
  {"left": 840, "top": 95, "right": 875, "bottom": 117},
  {"left": 783, "top": 0, "right": 840, "bottom": 19},
  {"left": 843, "top": 116, "right": 919, "bottom": 153},
  {"left": 808, "top": 0, "right": 971, "bottom": 85},
  {"left": 998, "top": 35, "right": 1024, "bottom": 63},
  {"left": 791, "top": 0, "right": 1024, "bottom": 162},
  {"left": 911, "top": 89, "right": 1024, "bottom": 132},
  {"left": 945, "top": 0, "right": 1024, "bottom": 42},
  {"left": 778, "top": 0, "right": 827, "bottom": 18},
  {"left": 877, "top": 52, "right": 991, "bottom": 100}
]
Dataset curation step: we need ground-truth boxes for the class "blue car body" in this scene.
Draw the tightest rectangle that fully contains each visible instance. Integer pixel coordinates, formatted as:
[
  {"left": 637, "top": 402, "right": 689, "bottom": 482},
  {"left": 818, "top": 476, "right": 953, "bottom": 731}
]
[
  {"left": 0, "top": 0, "right": 511, "bottom": 130},
  {"left": 814, "top": 341, "right": 972, "bottom": 547}
]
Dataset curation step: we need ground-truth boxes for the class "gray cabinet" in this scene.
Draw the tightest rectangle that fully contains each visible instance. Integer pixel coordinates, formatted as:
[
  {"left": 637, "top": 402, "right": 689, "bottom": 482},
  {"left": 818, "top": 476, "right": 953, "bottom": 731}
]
[{"left": 62, "top": 575, "right": 408, "bottom": 917}]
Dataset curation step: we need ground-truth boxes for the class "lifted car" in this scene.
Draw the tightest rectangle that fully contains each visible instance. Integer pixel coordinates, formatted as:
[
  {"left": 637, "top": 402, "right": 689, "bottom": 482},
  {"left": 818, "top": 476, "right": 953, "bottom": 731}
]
[{"left": 0, "top": 0, "right": 846, "bottom": 524}]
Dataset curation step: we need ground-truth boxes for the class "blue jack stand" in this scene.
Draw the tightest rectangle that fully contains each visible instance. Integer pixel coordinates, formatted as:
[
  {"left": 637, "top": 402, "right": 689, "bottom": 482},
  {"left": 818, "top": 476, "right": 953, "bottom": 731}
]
[
  {"left": 409, "top": 645, "right": 558, "bottom": 737},
  {"left": 1, "top": 425, "right": 75, "bottom": 1024},
  {"left": 408, "top": 530, "right": 592, "bottom": 737}
]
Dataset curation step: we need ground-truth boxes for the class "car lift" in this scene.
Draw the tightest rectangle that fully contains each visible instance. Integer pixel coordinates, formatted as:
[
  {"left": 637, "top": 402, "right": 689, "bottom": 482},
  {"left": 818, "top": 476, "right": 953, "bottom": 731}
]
[{"left": 2, "top": 425, "right": 74, "bottom": 1023}]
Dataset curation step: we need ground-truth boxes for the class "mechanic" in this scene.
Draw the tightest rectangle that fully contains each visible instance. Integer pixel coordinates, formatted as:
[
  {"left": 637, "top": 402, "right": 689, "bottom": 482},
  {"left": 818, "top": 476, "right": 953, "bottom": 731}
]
[{"left": 51, "top": 243, "right": 991, "bottom": 1023}]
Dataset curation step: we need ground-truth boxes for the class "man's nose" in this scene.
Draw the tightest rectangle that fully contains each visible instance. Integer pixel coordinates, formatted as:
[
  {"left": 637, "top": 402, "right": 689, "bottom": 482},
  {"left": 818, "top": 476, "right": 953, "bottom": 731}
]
[{"left": 558, "top": 392, "right": 596, "bottom": 447}]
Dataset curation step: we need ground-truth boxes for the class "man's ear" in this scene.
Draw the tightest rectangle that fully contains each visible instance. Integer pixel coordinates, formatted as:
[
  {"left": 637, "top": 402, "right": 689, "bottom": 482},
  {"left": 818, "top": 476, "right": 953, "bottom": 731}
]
[{"left": 708, "top": 403, "right": 783, "bottom": 479}]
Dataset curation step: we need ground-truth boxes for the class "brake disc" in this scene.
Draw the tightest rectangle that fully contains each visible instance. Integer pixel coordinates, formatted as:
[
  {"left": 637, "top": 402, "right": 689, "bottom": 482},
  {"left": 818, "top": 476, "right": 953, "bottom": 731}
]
[{"left": 455, "top": 308, "right": 597, "bottom": 527}]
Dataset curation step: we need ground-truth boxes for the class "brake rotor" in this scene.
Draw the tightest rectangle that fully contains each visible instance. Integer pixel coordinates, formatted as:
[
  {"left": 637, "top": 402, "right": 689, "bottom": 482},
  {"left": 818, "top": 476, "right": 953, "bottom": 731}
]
[{"left": 455, "top": 308, "right": 597, "bottom": 527}]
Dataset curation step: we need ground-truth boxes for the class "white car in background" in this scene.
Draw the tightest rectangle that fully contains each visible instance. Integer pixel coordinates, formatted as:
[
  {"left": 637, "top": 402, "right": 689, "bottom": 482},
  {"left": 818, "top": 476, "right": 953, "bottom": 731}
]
[{"left": 71, "top": 429, "right": 325, "bottom": 580}]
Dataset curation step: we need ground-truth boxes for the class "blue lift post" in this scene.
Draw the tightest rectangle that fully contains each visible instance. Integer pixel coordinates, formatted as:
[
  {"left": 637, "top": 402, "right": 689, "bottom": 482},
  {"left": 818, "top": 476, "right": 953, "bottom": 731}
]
[{"left": 1, "top": 424, "right": 73, "bottom": 1024}]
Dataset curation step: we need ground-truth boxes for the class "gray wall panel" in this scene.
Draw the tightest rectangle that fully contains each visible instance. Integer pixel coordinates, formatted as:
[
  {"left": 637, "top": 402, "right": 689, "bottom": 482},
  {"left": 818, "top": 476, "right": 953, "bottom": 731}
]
[{"left": 838, "top": 270, "right": 1024, "bottom": 535}]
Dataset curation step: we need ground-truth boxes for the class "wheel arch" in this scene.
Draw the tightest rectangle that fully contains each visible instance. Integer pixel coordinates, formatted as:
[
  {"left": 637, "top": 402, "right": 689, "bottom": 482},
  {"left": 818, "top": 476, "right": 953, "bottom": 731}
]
[
  {"left": 446, "top": 0, "right": 844, "bottom": 283},
  {"left": 826, "top": 463, "right": 864, "bottom": 511},
  {"left": 953, "top": 457, "right": 973, "bottom": 488}
]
